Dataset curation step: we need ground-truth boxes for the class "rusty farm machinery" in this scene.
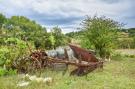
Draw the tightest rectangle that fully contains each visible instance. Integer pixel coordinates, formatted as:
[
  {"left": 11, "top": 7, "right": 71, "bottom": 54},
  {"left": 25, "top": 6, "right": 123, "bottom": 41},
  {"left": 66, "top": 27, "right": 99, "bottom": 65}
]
[{"left": 12, "top": 44, "right": 103, "bottom": 76}]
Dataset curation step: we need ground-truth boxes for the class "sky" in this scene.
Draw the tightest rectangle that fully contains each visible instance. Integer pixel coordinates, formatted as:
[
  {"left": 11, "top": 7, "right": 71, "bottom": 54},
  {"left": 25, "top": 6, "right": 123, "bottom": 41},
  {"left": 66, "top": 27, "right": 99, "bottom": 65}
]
[{"left": 0, "top": 0, "right": 135, "bottom": 33}]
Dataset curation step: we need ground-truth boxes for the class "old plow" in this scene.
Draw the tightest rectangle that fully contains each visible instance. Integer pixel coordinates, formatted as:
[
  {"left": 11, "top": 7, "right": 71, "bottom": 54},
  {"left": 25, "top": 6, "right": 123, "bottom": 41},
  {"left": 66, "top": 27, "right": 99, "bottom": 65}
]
[{"left": 13, "top": 44, "right": 103, "bottom": 76}]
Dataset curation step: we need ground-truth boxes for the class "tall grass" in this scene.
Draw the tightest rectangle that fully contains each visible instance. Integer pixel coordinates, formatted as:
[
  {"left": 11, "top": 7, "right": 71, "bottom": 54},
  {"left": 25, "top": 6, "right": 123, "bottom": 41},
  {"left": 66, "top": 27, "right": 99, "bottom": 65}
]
[{"left": 0, "top": 58, "right": 135, "bottom": 89}]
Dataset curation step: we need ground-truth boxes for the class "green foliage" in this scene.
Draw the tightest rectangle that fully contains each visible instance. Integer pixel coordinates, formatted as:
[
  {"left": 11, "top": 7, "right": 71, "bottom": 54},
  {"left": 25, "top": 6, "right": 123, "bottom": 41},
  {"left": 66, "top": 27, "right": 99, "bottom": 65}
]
[
  {"left": 81, "top": 15, "right": 122, "bottom": 59},
  {"left": 0, "top": 68, "right": 7, "bottom": 76},
  {"left": 0, "top": 14, "right": 69, "bottom": 51},
  {"left": 122, "top": 28, "right": 135, "bottom": 37},
  {"left": 66, "top": 31, "right": 85, "bottom": 40},
  {"left": 119, "top": 28, "right": 135, "bottom": 49},
  {"left": 1, "top": 58, "right": 135, "bottom": 89},
  {"left": 0, "top": 13, "right": 6, "bottom": 28},
  {"left": 117, "top": 38, "right": 134, "bottom": 49},
  {"left": 111, "top": 53, "right": 125, "bottom": 61},
  {"left": 80, "top": 36, "right": 94, "bottom": 49},
  {"left": 5, "top": 37, "right": 27, "bottom": 53},
  {"left": 7, "top": 69, "right": 17, "bottom": 75},
  {"left": 0, "top": 13, "right": 70, "bottom": 74},
  {"left": 0, "top": 68, "right": 17, "bottom": 76},
  {"left": 5, "top": 37, "right": 18, "bottom": 45},
  {"left": 0, "top": 37, "right": 28, "bottom": 69},
  {"left": 6, "top": 16, "right": 47, "bottom": 41},
  {"left": 0, "top": 48, "right": 10, "bottom": 66},
  {"left": 49, "top": 34, "right": 56, "bottom": 48},
  {"left": 51, "top": 26, "right": 67, "bottom": 49},
  {"left": 125, "top": 55, "right": 135, "bottom": 58},
  {"left": 134, "top": 37, "right": 135, "bottom": 47}
]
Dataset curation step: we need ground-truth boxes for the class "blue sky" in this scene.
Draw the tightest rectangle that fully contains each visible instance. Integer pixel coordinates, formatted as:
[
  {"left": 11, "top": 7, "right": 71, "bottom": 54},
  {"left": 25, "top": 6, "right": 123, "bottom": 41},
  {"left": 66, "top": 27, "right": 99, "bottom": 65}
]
[{"left": 0, "top": 0, "right": 134, "bottom": 33}]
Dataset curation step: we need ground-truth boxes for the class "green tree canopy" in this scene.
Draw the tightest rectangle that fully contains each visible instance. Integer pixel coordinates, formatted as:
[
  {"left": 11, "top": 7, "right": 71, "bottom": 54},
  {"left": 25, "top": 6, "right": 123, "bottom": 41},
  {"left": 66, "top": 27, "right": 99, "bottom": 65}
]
[
  {"left": 81, "top": 15, "right": 122, "bottom": 59},
  {"left": 0, "top": 13, "right": 7, "bottom": 29},
  {"left": 51, "top": 26, "right": 65, "bottom": 49}
]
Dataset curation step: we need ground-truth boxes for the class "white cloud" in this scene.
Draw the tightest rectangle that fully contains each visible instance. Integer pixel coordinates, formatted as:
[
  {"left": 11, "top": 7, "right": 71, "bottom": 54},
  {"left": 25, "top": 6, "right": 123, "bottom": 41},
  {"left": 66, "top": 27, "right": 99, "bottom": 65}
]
[
  {"left": 1, "top": 0, "right": 132, "bottom": 17},
  {"left": 0, "top": 0, "right": 134, "bottom": 32},
  {"left": 31, "top": 0, "right": 132, "bottom": 17}
]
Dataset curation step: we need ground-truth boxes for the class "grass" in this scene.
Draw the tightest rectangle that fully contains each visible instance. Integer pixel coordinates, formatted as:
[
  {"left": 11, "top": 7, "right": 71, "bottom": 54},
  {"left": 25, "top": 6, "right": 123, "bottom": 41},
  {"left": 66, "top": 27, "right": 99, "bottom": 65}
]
[
  {"left": 1, "top": 57, "right": 135, "bottom": 89},
  {"left": 116, "top": 49, "right": 135, "bottom": 55}
]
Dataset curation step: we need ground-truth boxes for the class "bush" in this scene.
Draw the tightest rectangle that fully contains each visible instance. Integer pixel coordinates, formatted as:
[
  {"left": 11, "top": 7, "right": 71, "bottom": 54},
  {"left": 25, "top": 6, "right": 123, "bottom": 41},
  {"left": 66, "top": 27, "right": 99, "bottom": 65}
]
[
  {"left": 0, "top": 38, "right": 28, "bottom": 69},
  {"left": 0, "top": 67, "right": 7, "bottom": 76},
  {"left": 80, "top": 15, "right": 121, "bottom": 59},
  {"left": 0, "top": 47, "right": 10, "bottom": 66},
  {"left": 7, "top": 69, "right": 17, "bottom": 75},
  {"left": 0, "top": 68, "right": 17, "bottom": 76},
  {"left": 125, "top": 55, "right": 135, "bottom": 58}
]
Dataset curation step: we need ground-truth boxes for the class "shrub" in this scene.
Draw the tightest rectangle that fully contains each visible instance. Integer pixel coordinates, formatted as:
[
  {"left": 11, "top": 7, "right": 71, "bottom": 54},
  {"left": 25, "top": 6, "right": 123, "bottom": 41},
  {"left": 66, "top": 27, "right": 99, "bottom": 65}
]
[
  {"left": 125, "top": 55, "right": 135, "bottom": 58},
  {"left": 0, "top": 47, "right": 10, "bottom": 66},
  {"left": 7, "top": 69, "right": 17, "bottom": 75},
  {"left": 2, "top": 38, "right": 28, "bottom": 68},
  {"left": 80, "top": 15, "right": 121, "bottom": 59},
  {"left": 0, "top": 67, "right": 17, "bottom": 76},
  {"left": 0, "top": 67, "right": 7, "bottom": 76}
]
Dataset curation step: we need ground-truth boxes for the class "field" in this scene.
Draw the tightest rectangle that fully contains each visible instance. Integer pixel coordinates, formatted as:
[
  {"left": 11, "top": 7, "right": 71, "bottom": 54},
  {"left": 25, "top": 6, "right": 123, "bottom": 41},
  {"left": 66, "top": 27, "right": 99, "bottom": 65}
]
[
  {"left": 0, "top": 57, "right": 135, "bottom": 89},
  {"left": 116, "top": 49, "right": 135, "bottom": 55}
]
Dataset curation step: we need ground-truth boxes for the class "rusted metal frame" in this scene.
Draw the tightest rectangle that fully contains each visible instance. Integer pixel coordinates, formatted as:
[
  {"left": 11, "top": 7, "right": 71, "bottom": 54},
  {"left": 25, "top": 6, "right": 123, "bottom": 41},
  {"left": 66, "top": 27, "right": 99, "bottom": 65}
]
[{"left": 47, "top": 57, "right": 102, "bottom": 67}]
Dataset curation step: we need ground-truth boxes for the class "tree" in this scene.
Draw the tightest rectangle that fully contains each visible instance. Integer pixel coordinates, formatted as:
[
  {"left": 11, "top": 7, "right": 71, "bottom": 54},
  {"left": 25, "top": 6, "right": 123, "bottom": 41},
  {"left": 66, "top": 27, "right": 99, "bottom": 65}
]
[
  {"left": 51, "top": 26, "right": 65, "bottom": 49},
  {"left": 81, "top": 15, "right": 122, "bottom": 60},
  {"left": 0, "top": 13, "right": 6, "bottom": 29}
]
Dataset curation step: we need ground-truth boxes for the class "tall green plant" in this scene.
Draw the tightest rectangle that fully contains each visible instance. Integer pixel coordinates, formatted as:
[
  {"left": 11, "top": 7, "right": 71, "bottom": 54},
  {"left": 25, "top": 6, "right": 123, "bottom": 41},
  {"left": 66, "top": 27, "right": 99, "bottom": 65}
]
[
  {"left": 81, "top": 15, "right": 122, "bottom": 60},
  {"left": 0, "top": 13, "right": 6, "bottom": 29},
  {"left": 51, "top": 26, "right": 66, "bottom": 49},
  {"left": 0, "top": 47, "right": 10, "bottom": 66}
]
